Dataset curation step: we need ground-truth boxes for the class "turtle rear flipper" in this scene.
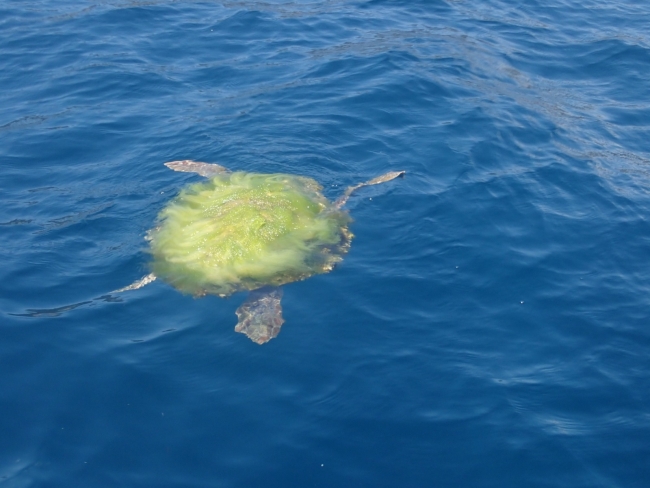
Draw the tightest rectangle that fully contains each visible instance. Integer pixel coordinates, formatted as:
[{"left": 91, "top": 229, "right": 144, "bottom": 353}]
[
  {"left": 165, "top": 160, "right": 230, "bottom": 177},
  {"left": 235, "top": 287, "right": 284, "bottom": 344}
]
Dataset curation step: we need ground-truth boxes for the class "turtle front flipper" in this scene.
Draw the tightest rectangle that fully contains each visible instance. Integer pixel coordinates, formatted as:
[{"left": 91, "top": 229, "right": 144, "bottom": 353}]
[
  {"left": 112, "top": 273, "right": 157, "bottom": 293},
  {"left": 234, "top": 287, "right": 285, "bottom": 344},
  {"left": 333, "top": 170, "right": 405, "bottom": 209},
  {"left": 164, "top": 160, "right": 230, "bottom": 177}
]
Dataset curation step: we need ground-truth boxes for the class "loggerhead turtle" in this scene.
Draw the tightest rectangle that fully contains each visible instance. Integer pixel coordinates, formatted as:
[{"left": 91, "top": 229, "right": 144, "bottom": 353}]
[{"left": 117, "top": 160, "right": 404, "bottom": 344}]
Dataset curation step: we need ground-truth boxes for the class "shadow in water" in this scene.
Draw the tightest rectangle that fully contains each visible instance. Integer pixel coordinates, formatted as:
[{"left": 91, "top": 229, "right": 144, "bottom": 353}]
[{"left": 9, "top": 295, "right": 124, "bottom": 318}]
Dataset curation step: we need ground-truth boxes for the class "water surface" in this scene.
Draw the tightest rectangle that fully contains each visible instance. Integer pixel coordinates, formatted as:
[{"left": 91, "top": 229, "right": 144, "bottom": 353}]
[{"left": 1, "top": 1, "right": 649, "bottom": 487}]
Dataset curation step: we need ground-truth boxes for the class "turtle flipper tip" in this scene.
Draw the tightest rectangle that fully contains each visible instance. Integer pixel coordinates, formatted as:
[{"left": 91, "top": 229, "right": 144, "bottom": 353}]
[
  {"left": 367, "top": 170, "right": 406, "bottom": 185},
  {"left": 165, "top": 160, "right": 204, "bottom": 171},
  {"left": 164, "top": 160, "right": 229, "bottom": 177}
]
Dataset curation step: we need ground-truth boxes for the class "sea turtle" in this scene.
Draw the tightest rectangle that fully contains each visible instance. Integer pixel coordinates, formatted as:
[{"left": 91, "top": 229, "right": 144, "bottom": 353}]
[{"left": 118, "top": 160, "right": 404, "bottom": 344}]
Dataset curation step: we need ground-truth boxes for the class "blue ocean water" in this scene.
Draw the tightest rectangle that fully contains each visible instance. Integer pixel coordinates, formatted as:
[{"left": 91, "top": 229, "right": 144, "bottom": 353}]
[{"left": 1, "top": 0, "right": 649, "bottom": 486}]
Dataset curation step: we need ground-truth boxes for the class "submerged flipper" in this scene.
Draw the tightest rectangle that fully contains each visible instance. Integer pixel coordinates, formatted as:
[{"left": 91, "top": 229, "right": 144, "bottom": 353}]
[
  {"left": 334, "top": 170, "right": 405, "bottom": 209},
  {"left": 234, "top": 287, "right": 284, "bottom": 345},
  {"left": 165, "top": 160, "right": 230, "bottom": 177}
]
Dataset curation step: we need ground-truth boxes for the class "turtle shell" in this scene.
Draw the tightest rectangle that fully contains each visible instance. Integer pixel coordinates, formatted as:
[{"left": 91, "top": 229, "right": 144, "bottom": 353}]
[{"left": 149, "top": 172, "right": 352, "bottom": 296}]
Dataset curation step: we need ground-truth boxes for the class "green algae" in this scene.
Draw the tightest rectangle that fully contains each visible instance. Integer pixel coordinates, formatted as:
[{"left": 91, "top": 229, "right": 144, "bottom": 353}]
[{"left": 149, "top": 172, "right": 351, "bottom": 296}]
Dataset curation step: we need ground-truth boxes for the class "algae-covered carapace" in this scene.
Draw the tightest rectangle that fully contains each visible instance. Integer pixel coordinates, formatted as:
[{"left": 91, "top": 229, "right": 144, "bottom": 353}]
[{"left": 149, "top": 171, "right": 351, "bottom": 297}]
